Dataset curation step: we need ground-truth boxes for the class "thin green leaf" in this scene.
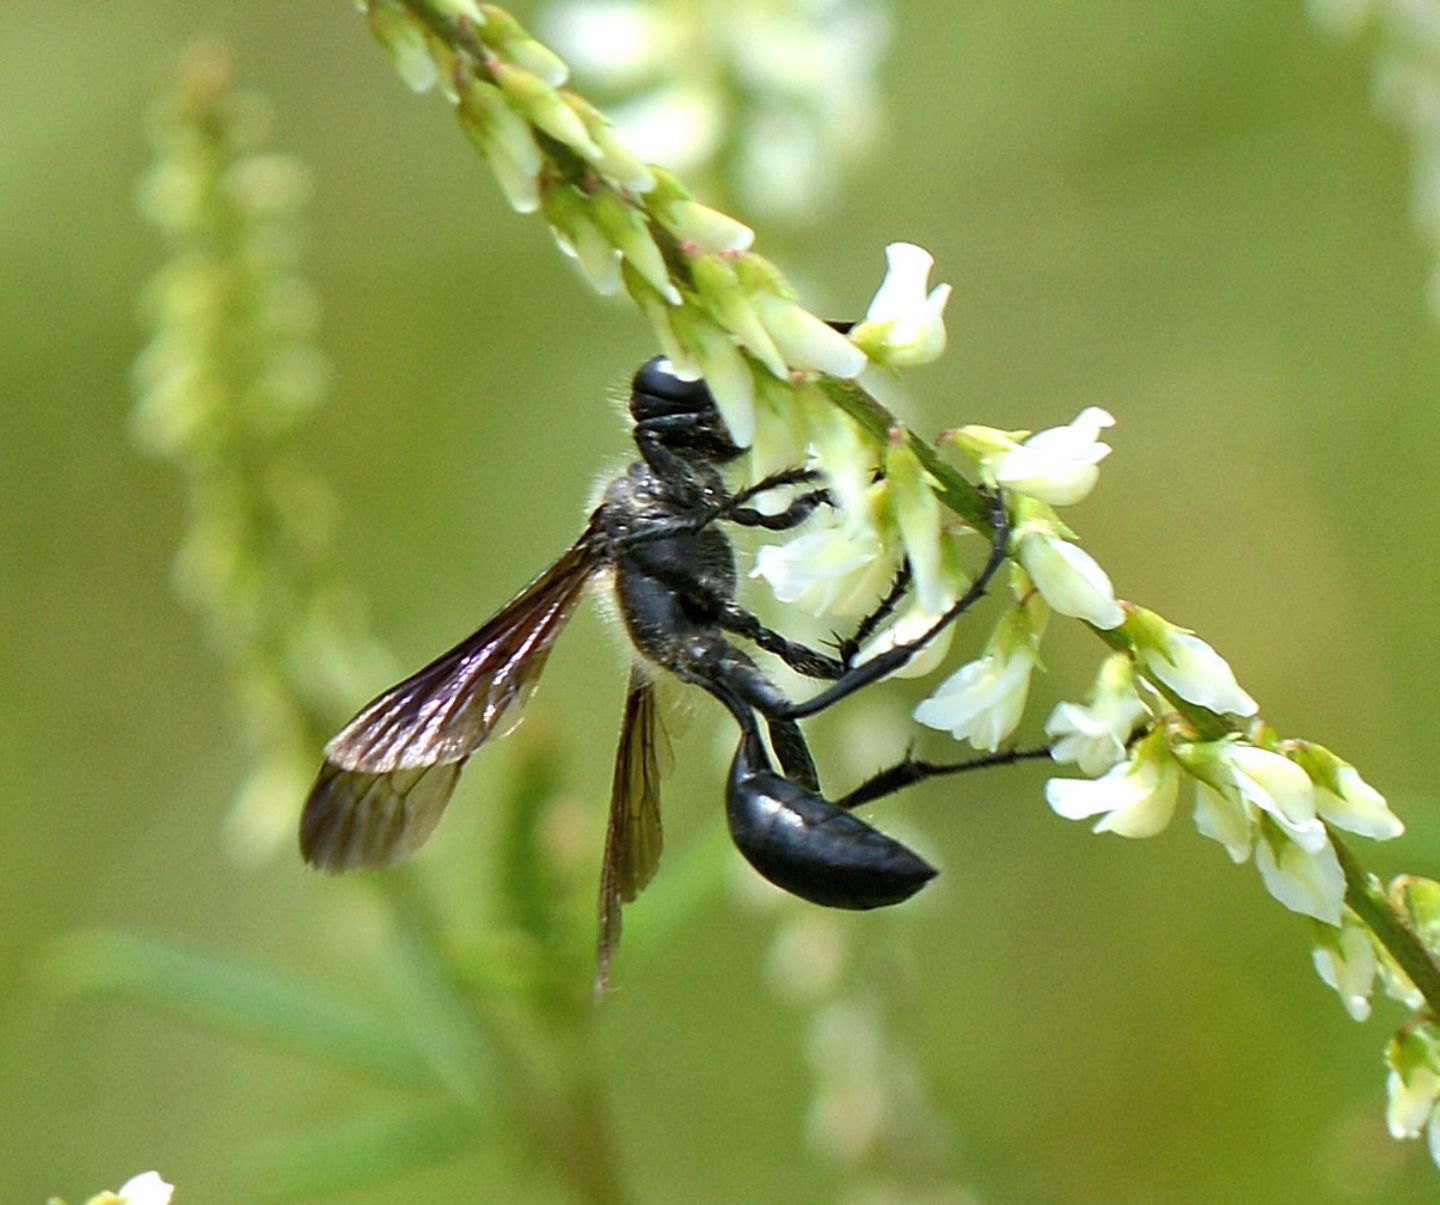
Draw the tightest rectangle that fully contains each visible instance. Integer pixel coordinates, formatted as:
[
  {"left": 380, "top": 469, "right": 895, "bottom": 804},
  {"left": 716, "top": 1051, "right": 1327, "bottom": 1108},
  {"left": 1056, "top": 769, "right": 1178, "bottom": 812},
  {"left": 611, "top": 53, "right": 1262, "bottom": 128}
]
[
  {"left": 253, "top": 1098, "right": 481, "bottom": 1197},
  {"left": 44, "top": 929, "right": 438, "bottom": 1089}
]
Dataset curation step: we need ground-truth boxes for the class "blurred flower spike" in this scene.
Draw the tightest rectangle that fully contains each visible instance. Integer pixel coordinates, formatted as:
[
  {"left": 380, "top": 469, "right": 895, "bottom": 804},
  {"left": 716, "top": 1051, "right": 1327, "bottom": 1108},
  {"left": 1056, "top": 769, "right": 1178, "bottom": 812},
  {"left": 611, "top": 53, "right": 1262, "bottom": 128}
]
[{"left": 541, "top": 0, "right": 893, "bottom": 219}]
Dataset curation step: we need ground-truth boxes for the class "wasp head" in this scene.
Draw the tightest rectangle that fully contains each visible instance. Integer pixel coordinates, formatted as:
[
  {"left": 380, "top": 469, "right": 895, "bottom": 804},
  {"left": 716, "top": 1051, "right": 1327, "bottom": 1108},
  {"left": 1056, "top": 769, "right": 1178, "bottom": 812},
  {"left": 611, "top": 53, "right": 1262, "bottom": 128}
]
[{"left": 629, "top": 356, "right": 745, "bottom": 464}]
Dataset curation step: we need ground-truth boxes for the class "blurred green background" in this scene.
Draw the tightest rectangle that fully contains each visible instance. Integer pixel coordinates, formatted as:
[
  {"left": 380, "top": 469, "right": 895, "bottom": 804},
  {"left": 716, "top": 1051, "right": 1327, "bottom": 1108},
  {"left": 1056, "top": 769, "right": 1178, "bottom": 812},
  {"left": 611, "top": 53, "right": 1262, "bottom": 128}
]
[{"left": 5, "top": 1, "right": 1440, "bottom": 1201}]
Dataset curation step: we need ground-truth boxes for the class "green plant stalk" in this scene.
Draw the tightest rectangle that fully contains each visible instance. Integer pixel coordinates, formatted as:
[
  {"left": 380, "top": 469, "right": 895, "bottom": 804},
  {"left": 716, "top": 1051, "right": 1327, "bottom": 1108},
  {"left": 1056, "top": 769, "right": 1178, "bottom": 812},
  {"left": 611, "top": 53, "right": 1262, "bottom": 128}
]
[
  {"left": 378, "top": 870, "right": 629, "bottom": 1204},
  {"left": 1332, "top": 833, "right": 1440, "bottom": 1013}
]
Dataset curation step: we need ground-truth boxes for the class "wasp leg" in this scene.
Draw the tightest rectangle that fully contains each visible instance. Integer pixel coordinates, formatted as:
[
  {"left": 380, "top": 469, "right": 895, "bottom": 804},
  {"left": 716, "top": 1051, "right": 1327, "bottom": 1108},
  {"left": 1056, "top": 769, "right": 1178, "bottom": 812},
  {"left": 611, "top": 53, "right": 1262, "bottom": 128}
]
[
  {"left": 835, "top": 744, "right": 1054, "bottom": 811},
  {"left": 833, "top": 563, "right": 912, "bottom": 669},
  {"left": 722, "top": 491, "right": 830, "bottom": 531},
  {"left": 765, "top": 715, "right": 820, "bottom": 793},
  {"left": 717, "top": 602, "right": 845, "bottom": 679},
  {"left": 770, "top": 488, "right": 1009, "bottom": 722}
]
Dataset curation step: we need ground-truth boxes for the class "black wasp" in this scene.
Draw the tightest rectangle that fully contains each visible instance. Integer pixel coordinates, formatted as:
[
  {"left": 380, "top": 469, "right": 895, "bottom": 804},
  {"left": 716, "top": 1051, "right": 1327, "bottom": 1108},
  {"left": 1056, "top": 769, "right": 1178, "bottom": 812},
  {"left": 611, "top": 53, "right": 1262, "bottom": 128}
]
[{"left": 301, "top": 354, "right": 1009, "bottom": 983}]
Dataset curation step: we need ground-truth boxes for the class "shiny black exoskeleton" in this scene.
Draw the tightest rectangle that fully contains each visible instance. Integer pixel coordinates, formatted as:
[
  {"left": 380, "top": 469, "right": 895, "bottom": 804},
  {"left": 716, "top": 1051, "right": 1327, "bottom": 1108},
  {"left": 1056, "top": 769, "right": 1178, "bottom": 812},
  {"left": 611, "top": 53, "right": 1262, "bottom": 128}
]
[{"left": 300, "top": 354, "right": 1009, "bottom": 977}]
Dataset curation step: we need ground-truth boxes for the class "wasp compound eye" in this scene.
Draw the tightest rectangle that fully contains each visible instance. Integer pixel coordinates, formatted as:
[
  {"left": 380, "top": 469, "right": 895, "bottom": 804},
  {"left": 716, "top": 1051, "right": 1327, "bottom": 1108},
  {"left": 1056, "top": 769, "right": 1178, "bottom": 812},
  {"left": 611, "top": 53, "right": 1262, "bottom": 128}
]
[{"left": 726, "top": 745, "right": 937, "bottom": 909}]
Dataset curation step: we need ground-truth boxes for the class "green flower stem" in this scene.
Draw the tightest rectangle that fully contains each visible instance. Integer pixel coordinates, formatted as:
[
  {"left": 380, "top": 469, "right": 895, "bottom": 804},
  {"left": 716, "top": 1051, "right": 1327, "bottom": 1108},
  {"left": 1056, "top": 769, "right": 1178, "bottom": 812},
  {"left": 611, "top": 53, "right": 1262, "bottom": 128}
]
[
  {"left": 1332, "top": 833, "right": 1440, "bottom": 1014},
  {"left": 816, "top": 377, "right": 994, "bottom": 534},
  {"left": 377, "top": 865, "right": 627, "bottom": 1205}
]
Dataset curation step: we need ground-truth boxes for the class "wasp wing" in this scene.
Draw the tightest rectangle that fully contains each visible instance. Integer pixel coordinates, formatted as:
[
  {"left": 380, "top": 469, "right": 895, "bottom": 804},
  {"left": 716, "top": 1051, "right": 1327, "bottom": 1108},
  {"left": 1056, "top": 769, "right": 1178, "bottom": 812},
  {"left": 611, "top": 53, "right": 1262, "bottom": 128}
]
[
  {"left": 595, "top": 665, "right": 670, "bottom": 994},
  {"left": 301, "top": 530, "right": 602, "bottom": 872}
]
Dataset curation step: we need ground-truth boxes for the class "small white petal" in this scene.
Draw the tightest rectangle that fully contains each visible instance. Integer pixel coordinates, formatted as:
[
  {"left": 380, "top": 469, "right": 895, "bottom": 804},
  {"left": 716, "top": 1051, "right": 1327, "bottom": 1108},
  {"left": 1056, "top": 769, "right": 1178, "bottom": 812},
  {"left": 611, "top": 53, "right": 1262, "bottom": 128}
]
[
  {"left": 914, "top": 646, "right": 1033, "bottom": 751},
  {"left": 1193, "top": 782, "right": 1254, "bottom": 862},
  {"left": 1141, "top": 631, "right": 1258, "bottom": 717},
  {"left": 1255, "top": 832, "right": 1344, "bottom": 925},
  {"left": 854, "top": 598, "right": 957, "bottom": 679},
  {"left": 1316, "top": 765, "right": 1404, "bottom": 840},
  {"left": 117, "top": 1171, "right": 175, "bottom": 1205},
  {"left": 691, "top": 335, "right": 755, "bottom": 448},
  {"left": 1312, "top": 925, "right": 1377, "bottom": 1022},
  {"left": 1046, "top": 743, "right": 1179, "bottom": 838},
  {"left": 989, "top": 408, "right": 1114, "bottom": 506},
  {"left": 751, "top": 513, "right": 892, "bottom": 618},
  {"left": 755, "top": 296, "right": 868, "bottom": 377},
  {"left": 1226, "top": 746, "right": 1325, "bottom": 852},
  {"left": 857, "top": 242, "right": 951, "bottom": 366},
  {"left": 1045, "top": 693, "right": 1146, "bottom": 777},
  {"left": 1017, "top": 533, "right": 1123, "bottom": 629},
  {"left": 1388, "top": 1066, "right": 1440, "bottom": 1139},
  {"left": 864, "top": 243, "right": 935, "bottom": 323}
]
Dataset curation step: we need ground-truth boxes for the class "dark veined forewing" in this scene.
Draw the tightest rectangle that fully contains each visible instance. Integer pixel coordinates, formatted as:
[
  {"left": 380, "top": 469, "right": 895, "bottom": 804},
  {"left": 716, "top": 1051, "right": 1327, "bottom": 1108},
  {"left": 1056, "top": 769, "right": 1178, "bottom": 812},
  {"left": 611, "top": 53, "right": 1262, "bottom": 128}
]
[{"left": 300, "top": 529, "right": 602, "bottom": 871}]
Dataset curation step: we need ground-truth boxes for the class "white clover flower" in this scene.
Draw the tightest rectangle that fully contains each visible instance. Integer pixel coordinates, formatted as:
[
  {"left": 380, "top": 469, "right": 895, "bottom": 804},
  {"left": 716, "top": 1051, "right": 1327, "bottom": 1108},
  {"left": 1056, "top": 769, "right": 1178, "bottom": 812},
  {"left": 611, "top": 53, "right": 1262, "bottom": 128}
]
[
  {"left": 850, "top": 242, "right": 951, "bottom": 368},
  {"left": 457, "top": 81, "right": 545, "bottom": 214},
  {"left": 590, "top": 190, "right": 678, "bottom": 303},
  {"left": 91, "top": 1171, "right": 175, "bottom": 1205},
  {"left": 1183, "top": 740, "right": 1345, "bottom": 922},
  {"left": 1045, "top": 728, "right": 1180, "bottom": 838},
  {"left": 1224, "top": 745, "right": 1327, "bottom": 849},
  {"left": 1193, "top": 781, "right": 1254, "bottom": 862},
  {"left": 884, "top": 437, "right": 948, "bottom": 616},
  {"left": 913, "top": 609, "right": 1039, "bottom": 751},
  {"left": 369, "top": 4, "right": 439, "bottom": 93},
  {"left": 547, "top": 207, "right": 622, "bottom": 293},
  {"left": 665, "top": 204, "right": 756, "bottom": 257},
  {"left": 667, "top": 311, "right": 755, "bottom": 447},
  {"left": 1015, "top": 526, "right": 1123, "bottom": 629},
  {"left": 1289, "top": 744, "right": 1404, "bottom": 841},
  {"left": 1312, "top": 920, "right": 1379, "bottom": 1021},
  {"left": 982, "top": 407, "right": 1115, "bottom": 507},
  {"left": 1129, "top": 608, "right": 1258, "bottom": 717},
  {"left": 1388, "top": 1064, "right": 1440, "bottom": 1140},
  {"left": 1183, "top": 741, "right": 1325, "bottom": 852},
  {"left": 752, "top": 504, "right": 895, "bottom": 618},
  {"left": 1254, "top": 825, "right": 1344, "bottom": 925},
  {"left": 753, "top": 293, "right": 868, "bottom": 378},
  {"left": 805, "top": 398, "right": 878, "bottom": 515},
  {"left": 1046, "top": 655, "right": 1150, "bottom": 776},
  {"left": 1317, "top": 763, "right": 1403, "bottom": 839},
  {"left": 493, "top": 60, "right": 602, "bottom": 159}
]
